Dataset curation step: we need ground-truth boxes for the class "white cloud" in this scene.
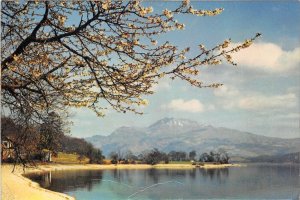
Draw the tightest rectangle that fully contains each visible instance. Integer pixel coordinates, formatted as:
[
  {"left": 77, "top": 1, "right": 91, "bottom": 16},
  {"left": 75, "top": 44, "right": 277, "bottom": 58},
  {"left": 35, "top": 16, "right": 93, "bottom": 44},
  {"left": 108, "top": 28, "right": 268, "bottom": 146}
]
[
  {"left": 213, "top": 85, "right": 298, "bottom": 111},
  {"left": 238, "top": 93, "right": 297, "bottom": 110},
  {"left": 163, "top": 99, "right": 205, "bottom": 113},
  {"left": 231, "top": 42, "right": 300, "bottom": 72}
]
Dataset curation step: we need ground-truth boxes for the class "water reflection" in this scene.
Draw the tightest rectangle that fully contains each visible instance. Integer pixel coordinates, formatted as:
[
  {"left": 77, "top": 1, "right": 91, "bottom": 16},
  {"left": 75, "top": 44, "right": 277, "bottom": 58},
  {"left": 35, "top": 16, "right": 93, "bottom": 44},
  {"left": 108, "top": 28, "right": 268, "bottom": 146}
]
[
  {"left": 25, "top": 165, "right": 300, "bottom": 200},
  {"left": 199, "top": 168, "right": 229, "bottom": 182},
  {"left": 26, "top": 170, "right": 103, "bottom": 192}
]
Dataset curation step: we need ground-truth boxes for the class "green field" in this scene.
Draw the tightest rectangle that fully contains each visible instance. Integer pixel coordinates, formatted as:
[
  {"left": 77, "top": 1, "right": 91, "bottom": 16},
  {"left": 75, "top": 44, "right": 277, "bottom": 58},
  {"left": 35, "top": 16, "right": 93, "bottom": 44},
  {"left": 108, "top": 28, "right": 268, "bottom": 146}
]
[
  {"left": 167, "top": 161, "right": 192, "bottom": 164},
  {"left": 52, "top": 152, "right": 90, "bottom": 164}
]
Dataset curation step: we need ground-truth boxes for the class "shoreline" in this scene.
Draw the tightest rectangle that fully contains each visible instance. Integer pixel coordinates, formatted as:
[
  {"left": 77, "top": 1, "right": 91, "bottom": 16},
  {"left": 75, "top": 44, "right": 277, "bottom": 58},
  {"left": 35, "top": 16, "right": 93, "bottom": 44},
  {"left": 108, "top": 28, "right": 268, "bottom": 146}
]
[{"left": 2, "top": 163, "right": 242, "bottom": 200}]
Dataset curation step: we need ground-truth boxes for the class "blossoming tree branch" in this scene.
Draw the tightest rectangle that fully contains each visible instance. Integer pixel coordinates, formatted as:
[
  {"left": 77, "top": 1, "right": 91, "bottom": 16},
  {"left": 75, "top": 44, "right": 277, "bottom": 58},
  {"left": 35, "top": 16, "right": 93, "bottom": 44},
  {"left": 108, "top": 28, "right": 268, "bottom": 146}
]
[{"left": 1, "top": 0, "right": 260, "bottom": 120}]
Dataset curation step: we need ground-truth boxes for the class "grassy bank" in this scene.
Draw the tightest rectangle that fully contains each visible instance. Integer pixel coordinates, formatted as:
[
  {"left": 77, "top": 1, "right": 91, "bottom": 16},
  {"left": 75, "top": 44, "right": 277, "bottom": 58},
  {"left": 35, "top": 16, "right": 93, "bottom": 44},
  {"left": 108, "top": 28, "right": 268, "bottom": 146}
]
[{"left": 52, "top": 152, "right": 89, "bottom": 164}]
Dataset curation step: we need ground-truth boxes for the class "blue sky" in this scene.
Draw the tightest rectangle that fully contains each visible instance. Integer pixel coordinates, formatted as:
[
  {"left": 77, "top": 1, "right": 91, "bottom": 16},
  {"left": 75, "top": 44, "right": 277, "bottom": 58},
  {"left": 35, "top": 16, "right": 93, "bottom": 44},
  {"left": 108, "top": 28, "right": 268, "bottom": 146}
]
[{"left": 70, "top": 1, "right": 300, "bottom": 139}]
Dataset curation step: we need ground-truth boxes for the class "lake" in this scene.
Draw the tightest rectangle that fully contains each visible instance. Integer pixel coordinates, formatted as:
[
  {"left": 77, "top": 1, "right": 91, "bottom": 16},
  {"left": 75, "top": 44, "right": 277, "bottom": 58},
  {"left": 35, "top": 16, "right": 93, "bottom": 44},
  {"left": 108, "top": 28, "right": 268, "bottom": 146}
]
[{"left": 25, "top": 164, "right": 300, "bottom": 200}]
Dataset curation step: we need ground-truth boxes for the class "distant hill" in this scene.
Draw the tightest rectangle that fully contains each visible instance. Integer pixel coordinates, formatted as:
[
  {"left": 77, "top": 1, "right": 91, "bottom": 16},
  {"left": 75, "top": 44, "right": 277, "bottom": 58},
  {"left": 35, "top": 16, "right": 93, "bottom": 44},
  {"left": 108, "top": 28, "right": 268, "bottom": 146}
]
[
  {"left": 85, "top": 118, "right": 300, "bottom": 161},
  {"left": 248, "top": 152, "right": 300, "bottom": 163}
]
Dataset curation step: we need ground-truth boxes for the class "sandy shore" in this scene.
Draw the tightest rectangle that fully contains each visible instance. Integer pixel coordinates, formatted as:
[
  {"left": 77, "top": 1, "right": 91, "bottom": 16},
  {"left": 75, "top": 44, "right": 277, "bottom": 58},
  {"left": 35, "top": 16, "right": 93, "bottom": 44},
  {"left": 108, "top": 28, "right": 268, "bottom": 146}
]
[
  {"left": 1, "top": 163, "right": 242, "bottom": 200},
  {"left": 1, "top": 164, "right": 76, "bottom": 200}
]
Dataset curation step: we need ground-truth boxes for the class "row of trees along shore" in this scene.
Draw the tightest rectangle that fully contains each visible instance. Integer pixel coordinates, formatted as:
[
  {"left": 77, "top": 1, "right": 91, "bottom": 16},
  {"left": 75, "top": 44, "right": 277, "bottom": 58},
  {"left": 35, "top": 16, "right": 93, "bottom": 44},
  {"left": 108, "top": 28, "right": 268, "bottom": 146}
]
[
  {"left": 1, "top": 0, "right": 260, "bottom": 167},
  {"left": 109, "top": 149, "right": 230, "bottom": 165}
]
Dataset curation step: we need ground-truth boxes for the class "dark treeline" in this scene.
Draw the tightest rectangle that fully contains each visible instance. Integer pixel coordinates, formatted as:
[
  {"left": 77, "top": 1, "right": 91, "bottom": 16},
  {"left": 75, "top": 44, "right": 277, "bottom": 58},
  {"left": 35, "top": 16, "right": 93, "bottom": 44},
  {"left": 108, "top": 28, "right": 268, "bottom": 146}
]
[
  {"left": 1, "top": 116, "right": 104, "bottom": 165},
  {"left": 59, "top": 135, "right": 104, "bottom": 164},
  {"left": 109, "top": 149, "right": 169, "bottom": 165},
  {"left": 109, "top": 148, "right": 230, "bottom": 165},
  {"left": 199, "top": 150, "right": 230, "bottom": 164}
]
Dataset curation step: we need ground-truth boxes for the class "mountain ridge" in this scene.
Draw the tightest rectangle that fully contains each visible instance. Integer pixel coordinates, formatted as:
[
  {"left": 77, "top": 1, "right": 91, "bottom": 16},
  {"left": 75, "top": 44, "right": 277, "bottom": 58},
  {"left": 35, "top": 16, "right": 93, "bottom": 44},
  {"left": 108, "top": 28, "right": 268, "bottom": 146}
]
[{"left": 85, "top": 118, "right": 300, "bottom": 161}]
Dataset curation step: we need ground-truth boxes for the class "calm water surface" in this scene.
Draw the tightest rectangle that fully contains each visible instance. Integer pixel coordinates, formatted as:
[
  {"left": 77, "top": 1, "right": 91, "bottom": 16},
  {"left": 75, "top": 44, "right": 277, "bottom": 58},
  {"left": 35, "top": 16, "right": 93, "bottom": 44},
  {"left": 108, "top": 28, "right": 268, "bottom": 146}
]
[{"left": 25, "top": 164, "right": 300, "bottom": 200}]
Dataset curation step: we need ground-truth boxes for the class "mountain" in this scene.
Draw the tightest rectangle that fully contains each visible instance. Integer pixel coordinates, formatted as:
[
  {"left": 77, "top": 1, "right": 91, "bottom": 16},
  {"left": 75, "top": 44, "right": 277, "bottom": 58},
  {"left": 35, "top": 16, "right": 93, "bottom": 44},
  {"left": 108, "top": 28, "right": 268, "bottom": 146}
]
[
  {"left": 248, "top": 152, "right": 300, "bottom": 163},
  {"left": 85, "top": 118, "right": 300, "bottom": 161}
]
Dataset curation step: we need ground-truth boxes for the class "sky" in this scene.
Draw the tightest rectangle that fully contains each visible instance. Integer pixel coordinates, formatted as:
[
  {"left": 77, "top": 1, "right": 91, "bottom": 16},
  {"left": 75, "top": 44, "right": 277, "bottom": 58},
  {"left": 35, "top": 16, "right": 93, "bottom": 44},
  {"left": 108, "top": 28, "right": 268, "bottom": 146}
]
[{"left": 70, "top": 1, "right": 300, "bottom": 139}]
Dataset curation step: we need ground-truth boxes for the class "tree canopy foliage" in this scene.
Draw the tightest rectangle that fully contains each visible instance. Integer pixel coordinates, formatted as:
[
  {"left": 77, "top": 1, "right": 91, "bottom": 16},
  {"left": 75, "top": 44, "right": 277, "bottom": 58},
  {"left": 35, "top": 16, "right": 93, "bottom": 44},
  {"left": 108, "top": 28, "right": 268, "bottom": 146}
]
[
  {"left": 38, "top": 112, "right": 64, "bottom": 152},
  {"left": 60, "top": 135, "right": 104, "bottom": 163},
  {"left": 1, "top": 0, "right": 260, "bottom": 121},
  {"left": 199, "top": 150, "right": 230, "bottom": 164},
  {"left": 142, "top": 148, "right": 169, "bottom": 165}
]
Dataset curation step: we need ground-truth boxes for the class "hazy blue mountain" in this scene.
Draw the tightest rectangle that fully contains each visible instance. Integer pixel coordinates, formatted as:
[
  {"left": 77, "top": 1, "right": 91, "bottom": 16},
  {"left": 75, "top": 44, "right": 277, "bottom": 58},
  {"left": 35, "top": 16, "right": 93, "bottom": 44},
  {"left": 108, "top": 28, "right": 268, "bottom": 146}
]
[
  {"left": 248, "top": 152, "right": 300, "bottom": 163},
  {"left": 85, "top": 118, "right": 300, "bottom": 160}
]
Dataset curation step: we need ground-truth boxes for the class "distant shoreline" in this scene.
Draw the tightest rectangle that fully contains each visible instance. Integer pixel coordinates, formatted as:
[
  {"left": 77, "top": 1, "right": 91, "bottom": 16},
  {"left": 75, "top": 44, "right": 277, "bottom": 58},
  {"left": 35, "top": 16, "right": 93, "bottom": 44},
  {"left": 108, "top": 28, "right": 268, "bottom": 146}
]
[{"left": 2, "top": 163, "right": 242, "bottom": 200}]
